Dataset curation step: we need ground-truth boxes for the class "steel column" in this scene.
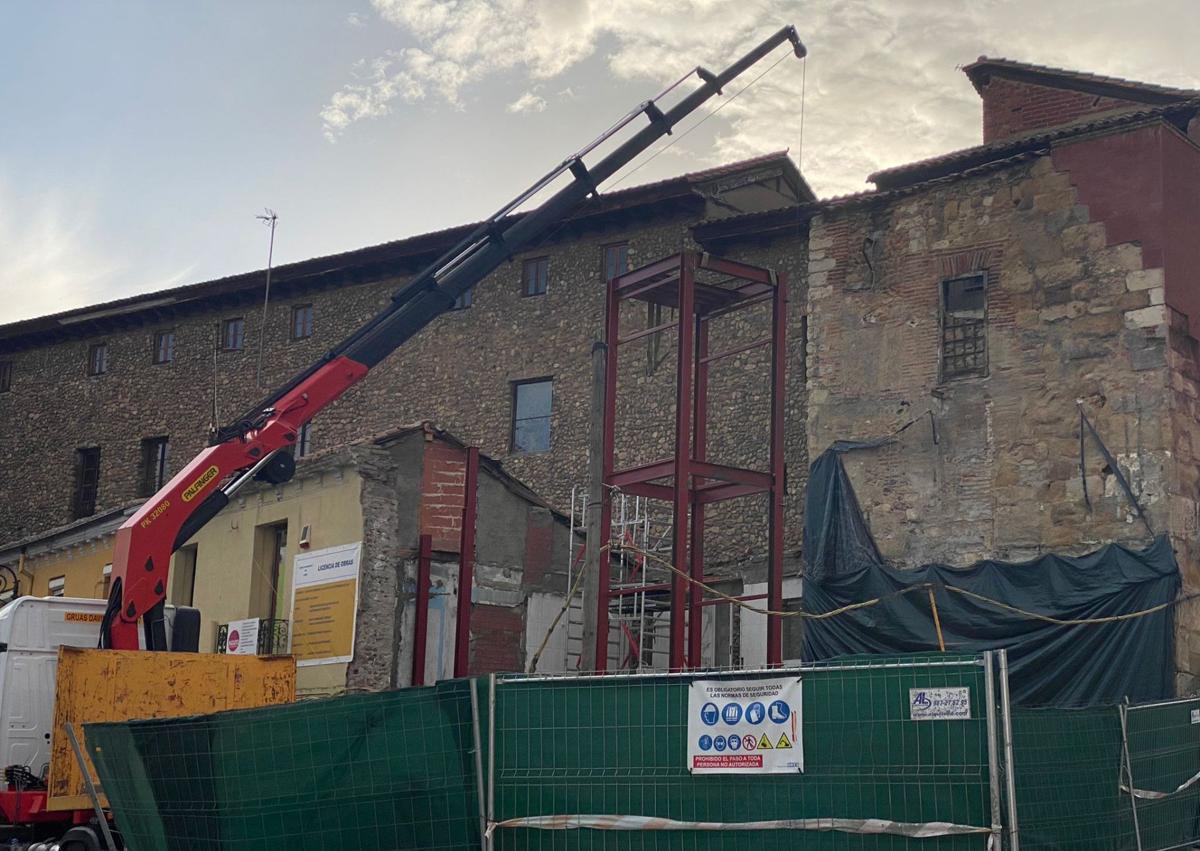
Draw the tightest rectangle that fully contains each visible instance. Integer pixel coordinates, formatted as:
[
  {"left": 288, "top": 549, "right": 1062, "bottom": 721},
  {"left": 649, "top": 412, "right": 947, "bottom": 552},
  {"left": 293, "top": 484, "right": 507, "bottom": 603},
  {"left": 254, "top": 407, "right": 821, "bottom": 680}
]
[
  {"left": 766, "top": 273, "right": 787, "bottom": 666},
  {"left": 595, "top": 280, "right": 621, "bottom": 671},
  {"left": 454, "top": 446, "right": 480, "bottom": 678},
  {"left": 688, "top": 317, "right": 710, "bottom": 669},
  {"left": 669, "top": 256, "right": 696, "bottom": 672},
  {"left": 412, "top": 533, "right": 433, "bottom": 686}
]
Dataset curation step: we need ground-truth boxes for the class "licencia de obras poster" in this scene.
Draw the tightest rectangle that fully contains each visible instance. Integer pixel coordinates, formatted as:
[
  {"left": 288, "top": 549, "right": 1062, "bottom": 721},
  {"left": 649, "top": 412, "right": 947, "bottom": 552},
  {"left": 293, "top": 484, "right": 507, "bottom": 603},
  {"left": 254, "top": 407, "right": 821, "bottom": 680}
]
[{"left": 687, "top": 677, "right": 803, "bottom": 773}]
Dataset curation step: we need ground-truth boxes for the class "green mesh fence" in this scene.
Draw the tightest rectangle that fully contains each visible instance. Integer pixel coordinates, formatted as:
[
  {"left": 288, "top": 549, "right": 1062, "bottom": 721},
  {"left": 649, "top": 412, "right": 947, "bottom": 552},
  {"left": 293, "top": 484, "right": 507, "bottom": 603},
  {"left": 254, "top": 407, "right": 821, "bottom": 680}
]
[
  {"left": 86, "top": 679, "right": 484, "bottom": 851},
  {"left": 85, "top": 654, "right": 1194, "bottom": 851}
]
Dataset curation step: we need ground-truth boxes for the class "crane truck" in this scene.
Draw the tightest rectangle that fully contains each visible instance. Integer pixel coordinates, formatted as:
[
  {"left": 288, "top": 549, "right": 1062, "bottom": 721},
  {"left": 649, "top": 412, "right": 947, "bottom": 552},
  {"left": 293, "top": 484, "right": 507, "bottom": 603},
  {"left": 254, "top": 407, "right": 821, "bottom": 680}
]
[{"left": 2, "top": 26, "right": 806, "bottom": 849}]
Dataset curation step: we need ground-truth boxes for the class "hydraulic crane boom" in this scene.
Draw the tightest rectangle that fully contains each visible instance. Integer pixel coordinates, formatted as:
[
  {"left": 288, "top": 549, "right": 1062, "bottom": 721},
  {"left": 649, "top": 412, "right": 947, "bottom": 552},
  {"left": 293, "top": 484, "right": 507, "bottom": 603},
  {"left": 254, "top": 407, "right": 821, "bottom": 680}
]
[{"left": 101, "top": 26, "right": 806, "bottom": 651}]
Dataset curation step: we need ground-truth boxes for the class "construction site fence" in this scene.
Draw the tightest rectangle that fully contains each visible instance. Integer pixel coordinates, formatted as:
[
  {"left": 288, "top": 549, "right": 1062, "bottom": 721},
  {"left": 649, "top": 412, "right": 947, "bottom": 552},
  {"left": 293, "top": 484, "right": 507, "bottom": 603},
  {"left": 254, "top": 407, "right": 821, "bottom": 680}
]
[{"left": 84, "top": 653, "right": 1200, "bottom": 851}]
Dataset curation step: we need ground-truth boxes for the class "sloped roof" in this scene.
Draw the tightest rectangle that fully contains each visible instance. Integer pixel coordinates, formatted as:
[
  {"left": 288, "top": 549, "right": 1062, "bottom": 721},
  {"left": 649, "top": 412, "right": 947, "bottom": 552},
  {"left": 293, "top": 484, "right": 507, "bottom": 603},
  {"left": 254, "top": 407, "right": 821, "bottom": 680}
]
[{"left": 963, "top": 56, "right": 1199, "bottom": 104}]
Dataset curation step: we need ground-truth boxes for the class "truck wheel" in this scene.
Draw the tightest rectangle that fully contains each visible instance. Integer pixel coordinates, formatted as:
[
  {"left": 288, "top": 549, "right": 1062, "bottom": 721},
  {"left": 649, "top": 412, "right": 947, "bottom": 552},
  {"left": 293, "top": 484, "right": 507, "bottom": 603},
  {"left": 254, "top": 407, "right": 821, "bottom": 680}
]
[{"left": 58, "top": 826, "right": 102, "bottom": 851}]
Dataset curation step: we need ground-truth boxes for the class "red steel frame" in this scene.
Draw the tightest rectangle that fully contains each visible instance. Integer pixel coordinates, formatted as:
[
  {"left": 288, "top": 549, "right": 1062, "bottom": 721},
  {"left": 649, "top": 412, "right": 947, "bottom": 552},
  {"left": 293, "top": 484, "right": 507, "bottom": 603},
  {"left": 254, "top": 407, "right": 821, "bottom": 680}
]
[{"left": 596, "top": 252, "right": 787, "bottom": 672}]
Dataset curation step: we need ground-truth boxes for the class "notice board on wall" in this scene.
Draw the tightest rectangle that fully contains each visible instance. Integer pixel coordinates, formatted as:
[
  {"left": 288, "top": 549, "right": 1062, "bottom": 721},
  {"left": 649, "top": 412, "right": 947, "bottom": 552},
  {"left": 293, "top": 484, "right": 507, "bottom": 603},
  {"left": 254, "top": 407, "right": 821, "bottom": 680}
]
[{"left": 289, "top": 542, "right": 361, "bottom": 666}]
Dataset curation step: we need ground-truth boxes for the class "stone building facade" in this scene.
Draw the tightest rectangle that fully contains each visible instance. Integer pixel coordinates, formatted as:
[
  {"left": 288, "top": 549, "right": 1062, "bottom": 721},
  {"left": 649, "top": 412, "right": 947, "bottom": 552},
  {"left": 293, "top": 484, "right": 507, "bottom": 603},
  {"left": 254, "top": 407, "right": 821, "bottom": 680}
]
[{"left": 3, "top": 56, "right": 1200, "bottom": 684}]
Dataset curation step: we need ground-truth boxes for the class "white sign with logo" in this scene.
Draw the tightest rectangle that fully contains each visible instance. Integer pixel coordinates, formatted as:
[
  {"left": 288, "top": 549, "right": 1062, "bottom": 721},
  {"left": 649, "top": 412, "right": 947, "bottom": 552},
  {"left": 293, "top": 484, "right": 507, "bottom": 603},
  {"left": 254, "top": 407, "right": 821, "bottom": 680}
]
[
  {"left": 687, "top": 677, "right": 803, "bottom": 774},
  {"left": 909, "top": 687, "right": 971, "bottom": 720},
  {"left": 225, "top": 617, "right": 260, "bottom": 656}
]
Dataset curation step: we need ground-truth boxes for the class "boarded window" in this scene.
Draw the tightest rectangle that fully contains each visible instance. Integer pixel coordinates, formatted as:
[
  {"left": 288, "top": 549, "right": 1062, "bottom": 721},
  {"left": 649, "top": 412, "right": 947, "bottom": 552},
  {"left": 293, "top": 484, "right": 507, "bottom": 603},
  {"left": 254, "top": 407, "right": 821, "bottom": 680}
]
[
  {"left": 153, "top": 330, "right": 175, "bottom": 364},
  {"left": 522, "top": 257, "right": 549, "bottom": 296},
  {"left": 73, "top": 447, "right": 100, "bottom": 519},
  {"left": 603, "top": 242, "right": 630, "bottom": 282},
  {"left": 222, "top": 318, "right": 245, "bottom": 351},
  {"left": 87, "top": 343, "right": 109, "bottom": 376},
  {"left": 0, "top": 361, "right": 11, "bottom": 393},
  {"left": 48, "top": 576, "right": 66, "bottom": 597},
  {"left": 291, "top": 304, "right": 314, "bottom": 340},
  {"left": 941, "top": 272, "right": 987, "bottom": 380},
  {"left": 140, "top": 436, "right": 171, "bottom": 496},
  {"left": 511, "top": 378, "right": 553, "bottom": 453}
]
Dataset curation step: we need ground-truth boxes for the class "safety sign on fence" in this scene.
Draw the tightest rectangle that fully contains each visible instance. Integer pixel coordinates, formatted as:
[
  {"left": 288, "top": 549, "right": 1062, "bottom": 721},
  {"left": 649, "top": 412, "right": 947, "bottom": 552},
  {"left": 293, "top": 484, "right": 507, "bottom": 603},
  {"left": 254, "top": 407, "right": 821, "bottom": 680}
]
[{"left": 687, "top": 677, "right": 803, "bottom": 774}]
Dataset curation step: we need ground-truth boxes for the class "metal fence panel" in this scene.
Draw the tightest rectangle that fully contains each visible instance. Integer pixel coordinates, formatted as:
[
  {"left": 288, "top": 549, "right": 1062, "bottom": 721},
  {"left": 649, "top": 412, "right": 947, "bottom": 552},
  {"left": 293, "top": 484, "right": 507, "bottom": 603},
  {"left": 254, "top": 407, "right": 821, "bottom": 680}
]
[{"left": 1124, "top": 697, "right": 1200, "bottom": 851}]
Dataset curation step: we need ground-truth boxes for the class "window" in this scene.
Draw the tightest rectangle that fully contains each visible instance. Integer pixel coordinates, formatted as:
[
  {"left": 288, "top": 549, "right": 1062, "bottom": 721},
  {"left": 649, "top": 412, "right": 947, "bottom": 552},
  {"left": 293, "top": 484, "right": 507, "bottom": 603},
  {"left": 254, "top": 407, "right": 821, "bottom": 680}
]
[
  {"left": 941, "top": 272, "right": 987, "bottom": 380},
  {"left": 87, "top": 343, "right": 108, "bottom": 376},
  {"left": 140, "top": 436, "right": 171, "bottom": 496},
  {"left": 153, "top": 330, "right": 175, "bottom": 364},
  {"left": 171, "top": 547, "right": 196, "bottom": 608},
  {"left": 291, "top": 304, "right": 313, "bottom": 340},
  {"left": 603, "top": 242, "right": 630, "bottom": 282},
  {"left": 250, "top": 523, "right": 287, "bottom": 622},
  {"left": 0, "top": 361, "right": 11, "bottom": 393},
  {"left": 511, "top": 378, "right": 553, "bottom": 453},
  {"left": 522, "top": 257, "right": 549, "bottom": 297},
  {"left": 101, "top": 564, "right": 112, "bottom": 600},
  {"left": 48, "top": 576, "right": 65, "bottom": 598},
  {"left": 73, "top": 447, "right": 101, "bottom": 519},
  {"left": 221, "top": 317, "right": 245, "bottom": 351},
  {"left": 297, "top": 422, "right": 312, "bottom": 459},
  {"left": 451, "top": 288, "right": 473, "bottom": 310}
]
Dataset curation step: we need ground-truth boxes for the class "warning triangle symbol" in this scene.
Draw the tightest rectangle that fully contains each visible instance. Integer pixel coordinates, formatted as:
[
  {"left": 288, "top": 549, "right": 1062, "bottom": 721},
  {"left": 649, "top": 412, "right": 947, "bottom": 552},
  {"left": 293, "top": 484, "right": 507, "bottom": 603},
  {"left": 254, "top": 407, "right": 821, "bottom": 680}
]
[
  {"left": 776, "top": 732, "right": 793, "bottom": 749},
  {"left": 758, "top": 733, "right": 773, "bottom": 750}
]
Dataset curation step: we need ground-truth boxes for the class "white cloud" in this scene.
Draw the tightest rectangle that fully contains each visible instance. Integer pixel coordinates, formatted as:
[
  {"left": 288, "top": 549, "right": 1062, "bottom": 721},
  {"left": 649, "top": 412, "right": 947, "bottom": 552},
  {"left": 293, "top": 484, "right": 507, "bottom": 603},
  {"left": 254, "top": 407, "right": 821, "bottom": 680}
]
[
  {"left": 507, "top": 91, "right": 547, "bottom": 113},
  {"left": 323, "top": 0, "right": 1200, "bottom": 196},
  {"left": 0, "top": 178, "right": 194, "bottom": 324},
  {"left": 346, "top": 11, "right": 366, "bottom": 27}
]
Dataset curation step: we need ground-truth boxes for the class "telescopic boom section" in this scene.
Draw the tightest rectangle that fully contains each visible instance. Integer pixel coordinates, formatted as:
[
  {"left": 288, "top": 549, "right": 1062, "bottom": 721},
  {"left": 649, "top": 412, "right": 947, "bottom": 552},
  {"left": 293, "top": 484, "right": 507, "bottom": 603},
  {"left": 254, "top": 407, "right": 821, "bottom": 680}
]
[{"left": 102, "top": 26, "right": 806, "bottom": 650}]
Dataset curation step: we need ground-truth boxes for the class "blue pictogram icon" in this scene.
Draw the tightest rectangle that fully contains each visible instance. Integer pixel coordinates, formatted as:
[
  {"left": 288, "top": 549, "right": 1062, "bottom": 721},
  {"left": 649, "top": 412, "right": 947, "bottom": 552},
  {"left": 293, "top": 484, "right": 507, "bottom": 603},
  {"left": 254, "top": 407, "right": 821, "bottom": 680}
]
[
  {"left": 714, "top": 735, "right": 727, "bottom": 752},
  {"left": 700, "top": 702, "right": 720, "bottom": 726},
  {"left": 745, "top": 701, "right": 766, "bottom": 725},
  {"left": 698, "top": 735, "right": 713, "bottom": 751},
  {"left": 768, "top": 699, "right": 791, "bottom": 724},
  {"left": 721, "top": 702, "right": 743, "bottom": 725},
  {"left": 727, "top": 733, "right": 742, "bottom": 751}
]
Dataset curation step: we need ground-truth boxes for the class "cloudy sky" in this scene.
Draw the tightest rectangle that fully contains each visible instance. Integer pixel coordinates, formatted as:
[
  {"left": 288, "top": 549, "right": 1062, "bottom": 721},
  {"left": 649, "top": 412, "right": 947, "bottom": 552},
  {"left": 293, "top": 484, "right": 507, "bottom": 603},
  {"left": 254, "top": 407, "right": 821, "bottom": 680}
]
[{"left": 2, "top": 1, "right": 1197, "bottom": 324}]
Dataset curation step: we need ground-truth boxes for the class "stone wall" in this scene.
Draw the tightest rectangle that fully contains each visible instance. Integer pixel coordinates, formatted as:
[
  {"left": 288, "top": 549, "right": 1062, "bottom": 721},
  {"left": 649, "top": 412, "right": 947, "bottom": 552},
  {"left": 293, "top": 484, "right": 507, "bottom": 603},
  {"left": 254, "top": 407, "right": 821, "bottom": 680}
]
[{"left": 807, "top": 153, "right": 1171, "bottom": 569}]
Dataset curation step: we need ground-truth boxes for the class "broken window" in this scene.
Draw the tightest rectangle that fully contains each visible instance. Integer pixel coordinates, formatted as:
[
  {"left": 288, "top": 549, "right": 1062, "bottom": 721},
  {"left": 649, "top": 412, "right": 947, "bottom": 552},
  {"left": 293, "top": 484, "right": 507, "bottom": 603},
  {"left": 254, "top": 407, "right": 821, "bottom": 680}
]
[
  {"left": 87, "top": 343, "right": 108, "bottom": 376},
  {"left": 511, "top": 378, "right": 553, "bottom": 453},
  {"left": 291, "top": 304, "right": 313, "bottom": 340},
  {"left": 0, "top": 361, "right": 11, "bottom": 393},
  {"left": 602, "top": 242, "right": 629, "bottom": 282},
  {"left": 153, "top": 330, "right": 175, "bottom": 364},
  {"left": 522, "top": 257, "right": 549, "bottom": 297},
  {"left": 941, "top": 272, "right": 987, "bottom": 380},
  {"left": 222, "top": 317, "right": 245, "bottom": 351},
  {"left": 73, "top": 447, "right": 101, "bottom": 519},
  {"left": 140, "top": 436, "right": 171, "bottom": 496}
]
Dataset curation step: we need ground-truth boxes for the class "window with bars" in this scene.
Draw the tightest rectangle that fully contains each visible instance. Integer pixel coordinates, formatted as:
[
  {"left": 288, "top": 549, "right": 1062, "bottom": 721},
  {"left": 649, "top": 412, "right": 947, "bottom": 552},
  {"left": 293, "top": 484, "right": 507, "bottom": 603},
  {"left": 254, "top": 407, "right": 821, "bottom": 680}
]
[
  {"left": 87, "top": 343, "right": 109, "bottom": 376},
  {"left": 291, "top": 304, "right": 314, "bottom": 340},
  {"left": 522, "top": 257, "right": 549, "bottom": 296},
  {"left": 941, "top": 272, "right": 987, "bottom": 380},
  {"left": 511, "top": 378, "right": 553, "bottom": 453},
  {"left": 73, "top": 447, "right": 101, "bottom": 519},
  {"left": 0, "top": 361, "right": 11, "bottom": 393},
  {"left": 603, "top": 242, "right": 629, "bottom": 282},
  {"left": 140, "top": 436, "right": 171, "bottom": 496},
  {"left": 222, "top": 317, "right": 245, "bottom": 351},
  {"left": 153, "top": 330, "right": 175, "bottom": 364}
]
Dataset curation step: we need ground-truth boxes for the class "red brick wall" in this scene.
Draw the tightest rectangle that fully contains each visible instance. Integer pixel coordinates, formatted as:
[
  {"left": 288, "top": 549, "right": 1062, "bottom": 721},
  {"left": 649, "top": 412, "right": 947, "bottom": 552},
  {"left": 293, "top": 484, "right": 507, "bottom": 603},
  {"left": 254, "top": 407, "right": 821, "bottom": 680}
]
[
  {"left": 420, "top": 440, "right": 466, "bottom": 551},
  {"left": 981, "top": 76, "right": 1138, "bottom": 143},
  {"left": 470, "top": 603, "right": 523, "bottom": 673}
]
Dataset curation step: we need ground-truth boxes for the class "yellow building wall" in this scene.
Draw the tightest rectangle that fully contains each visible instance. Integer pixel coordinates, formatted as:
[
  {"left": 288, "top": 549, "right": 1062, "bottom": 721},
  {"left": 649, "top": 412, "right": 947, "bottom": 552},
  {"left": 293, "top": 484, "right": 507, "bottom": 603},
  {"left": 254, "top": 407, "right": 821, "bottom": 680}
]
[
  {"left": 25, "top": 540, "right": 113, "bottom": 599},
  {"left": 185, "top": 464, "right": 365, "bottom": 696}
]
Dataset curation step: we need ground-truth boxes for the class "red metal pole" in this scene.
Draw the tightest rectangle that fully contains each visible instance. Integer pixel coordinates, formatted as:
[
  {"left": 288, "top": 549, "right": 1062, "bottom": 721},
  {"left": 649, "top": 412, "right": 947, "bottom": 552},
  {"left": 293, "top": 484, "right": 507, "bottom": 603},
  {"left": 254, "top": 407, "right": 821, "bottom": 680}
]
[
  {"left": 454, "top": 446, "right": 480, "bottom": 678},
  {"left": 412, "top": 533, "right": 432, "bottom": 686},
  {"left": 687, "top": 317, "right": 709, "bottom": 669},
  {"left": 670, "top": 254, "right": 696, "bottom": 672},
  {"left": 766, "top": 274, "right": 788, "bottom": 666},
  {"left": 595, "top": 280, "right": 621, "bottom": 671}
]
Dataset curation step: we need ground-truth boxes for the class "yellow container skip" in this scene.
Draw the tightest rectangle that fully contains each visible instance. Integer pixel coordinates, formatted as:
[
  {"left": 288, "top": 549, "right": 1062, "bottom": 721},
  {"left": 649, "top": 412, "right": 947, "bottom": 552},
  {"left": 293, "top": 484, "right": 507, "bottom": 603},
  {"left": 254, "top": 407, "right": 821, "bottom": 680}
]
[{"left": 46, "top": 647, "right": 295, "bottom": 811}]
